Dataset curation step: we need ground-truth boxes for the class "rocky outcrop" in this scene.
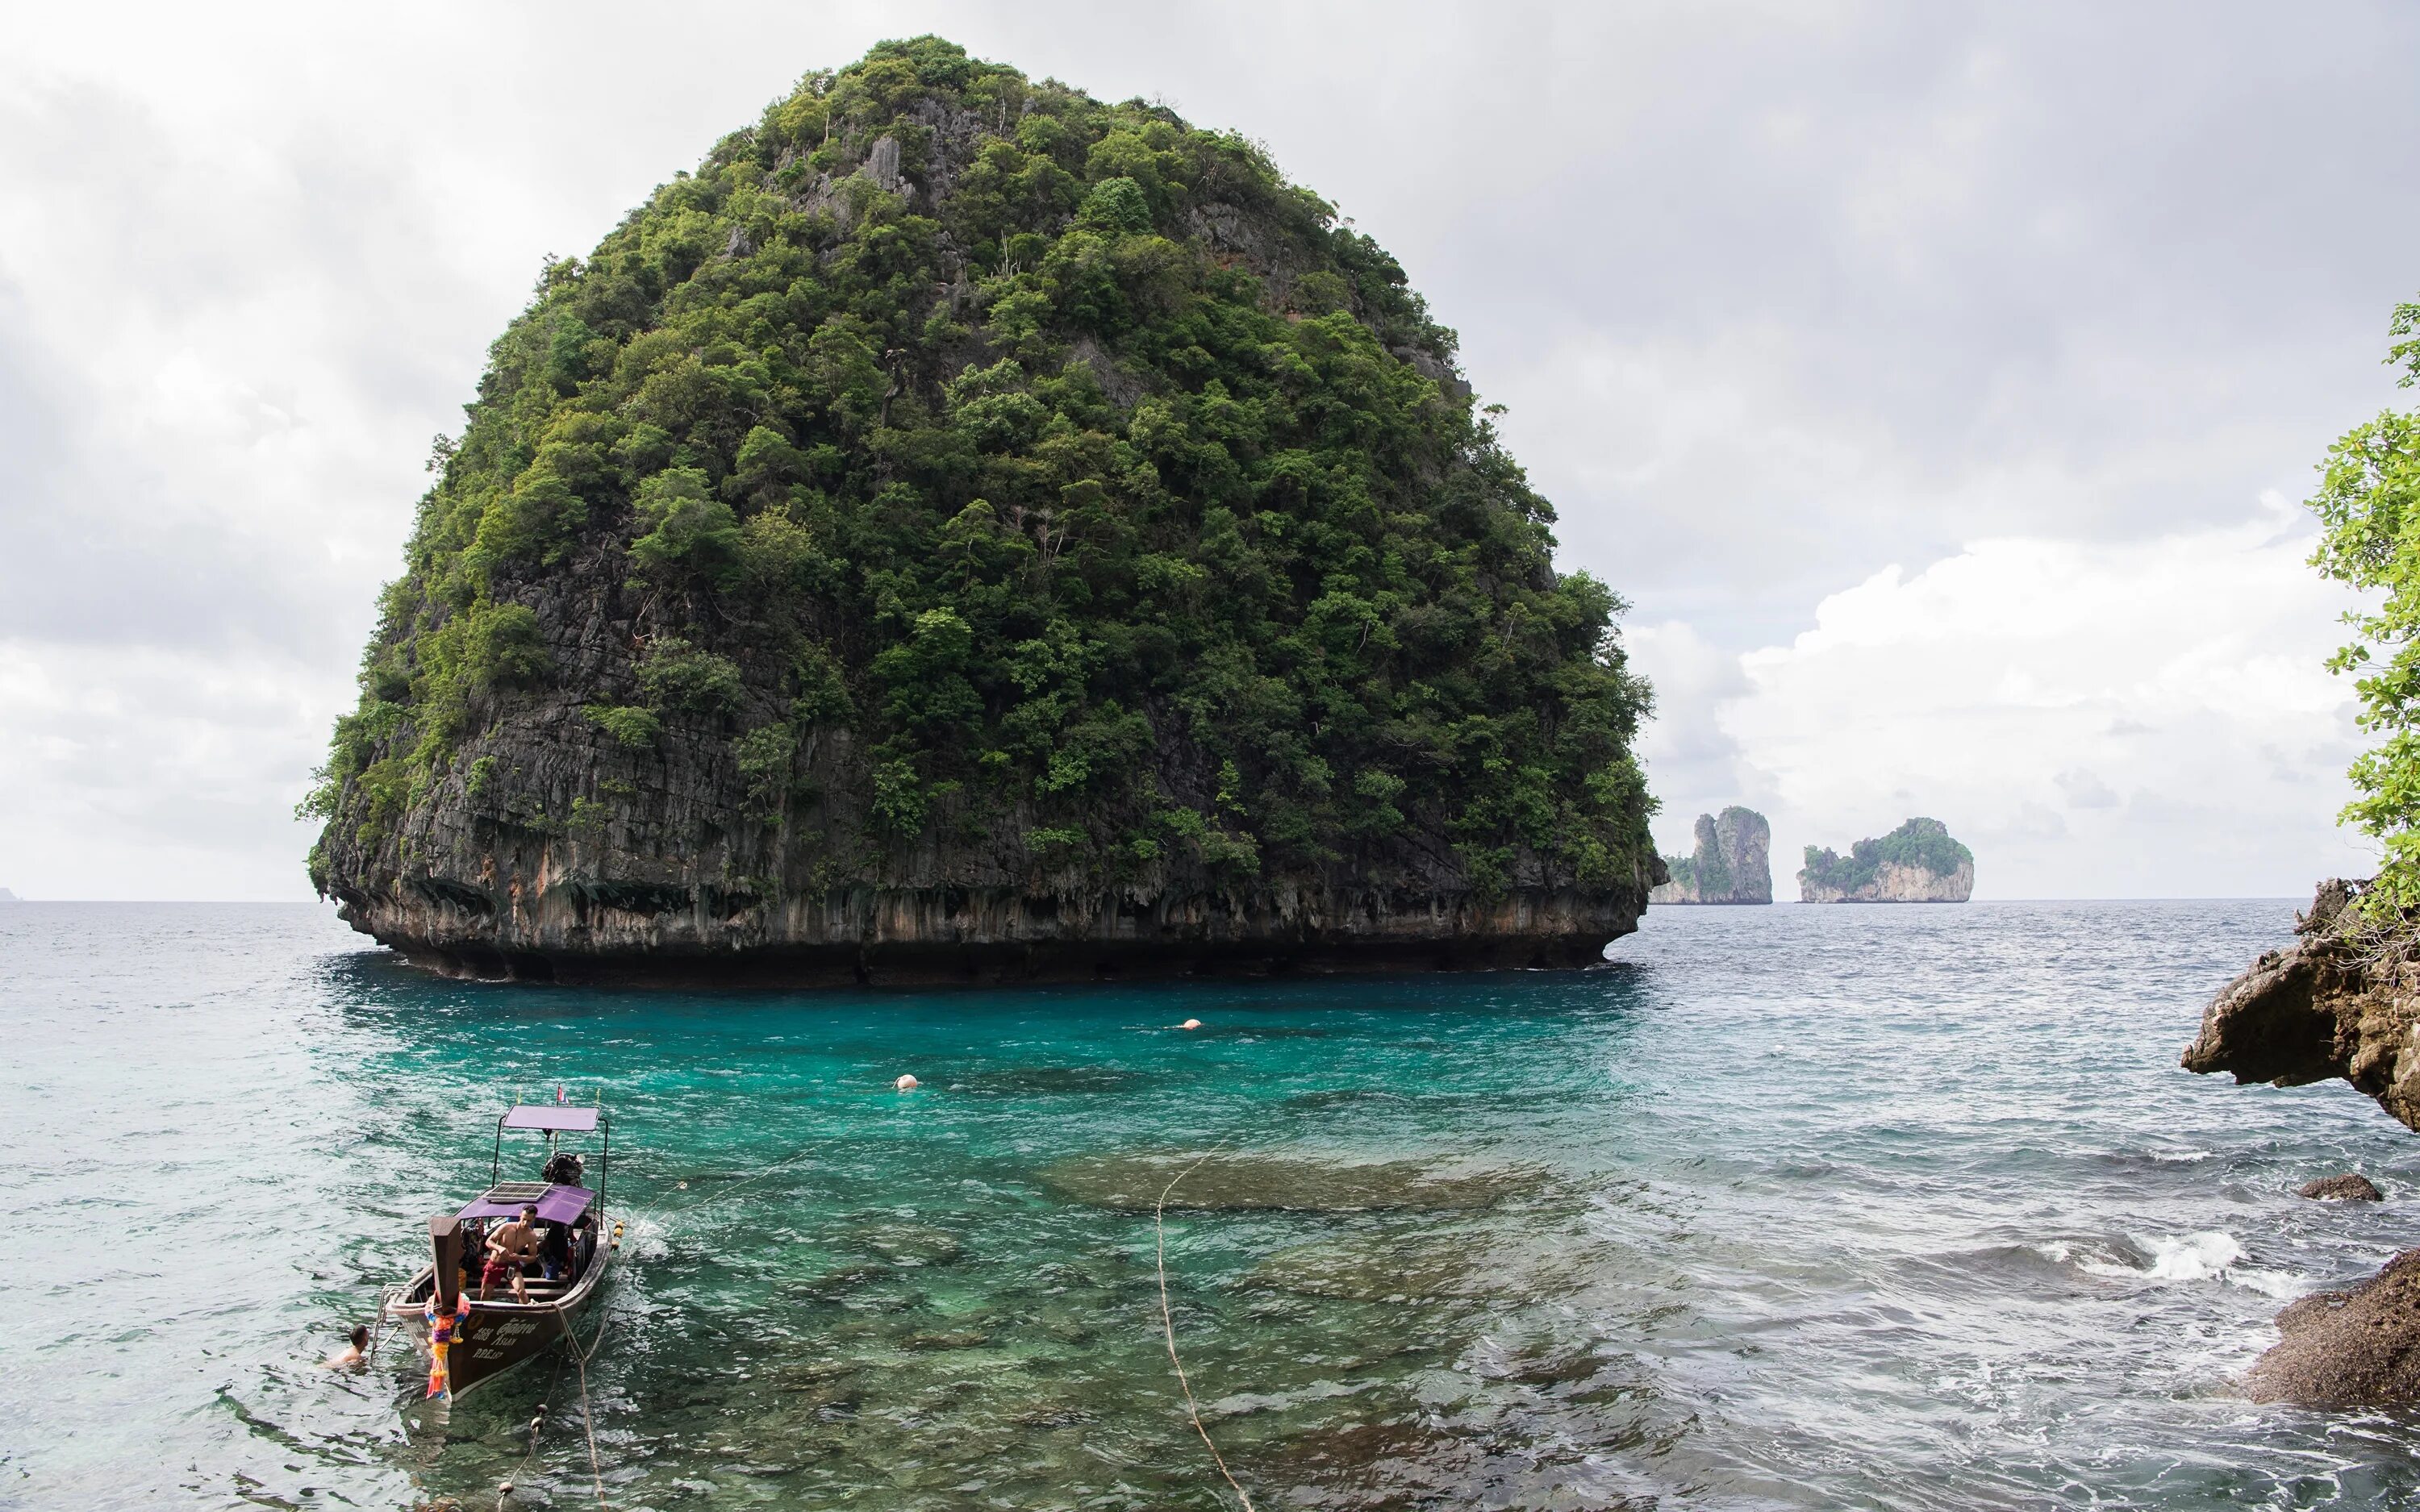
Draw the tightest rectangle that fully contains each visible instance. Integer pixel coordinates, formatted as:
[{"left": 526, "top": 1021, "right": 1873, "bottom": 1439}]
[
  {"left": 2180, "top": 880, "right": 2420, "bottom": 1130},
  {"left": 306, "top": 39, "right": 1662, "bottom": 986},
  {"left": 2299, "top": 1173, "right": 2384, "bottom": 1202},
  {"left": 1798, "top": 818, "right": 1974, "bottom": 902},
  {"left": 317, "top": 605, "right": 1655, "bottom": 984},
  {"left": 1649, "top": 806, "right": 1771, "bottom": 905},
  {"left": 2245, "top": 1251, "right": 2420, "bottom": 1405},
  {"left": 2184, "top": 879, "right": 2420, "bottom": 1406}
]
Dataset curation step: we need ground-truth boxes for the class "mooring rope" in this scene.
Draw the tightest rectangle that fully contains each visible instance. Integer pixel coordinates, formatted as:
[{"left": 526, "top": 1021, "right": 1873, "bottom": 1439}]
[
  {"left": 466, "top": 1131, "right": 816, "bottom": 1510},
  {"left": 1155, "top": 1142, "right": 1255, "bottom": 1512},
  {"left": 363, "top": 1300, "right": 392, "bottom": 1368},
  {"left": 493, "top": 1347, "right": 565, "bottom": 1512},
  {"left": 554, "top": 1302, "right": 613, "bottom": 1510}
]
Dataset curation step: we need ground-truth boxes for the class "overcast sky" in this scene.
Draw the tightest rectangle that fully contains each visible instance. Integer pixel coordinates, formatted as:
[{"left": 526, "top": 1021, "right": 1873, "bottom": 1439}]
[{"left": 2, "top": 0, "right": 2412, "bottom": 900}]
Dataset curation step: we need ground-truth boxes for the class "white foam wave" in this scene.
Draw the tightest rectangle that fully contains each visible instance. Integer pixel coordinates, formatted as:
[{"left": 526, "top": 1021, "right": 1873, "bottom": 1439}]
[{"left": 2046, "top": 1231, "right": 2309, "bottom": 1297}]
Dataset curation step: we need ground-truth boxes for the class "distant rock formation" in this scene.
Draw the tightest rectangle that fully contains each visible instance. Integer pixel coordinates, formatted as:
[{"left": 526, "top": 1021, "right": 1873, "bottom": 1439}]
[
  {"left": 0, "top": 887, "right": 17, "bottom": 901},
  {"left": 1649, "top": 807, "right": 1772, "bottom": 905},
  {"left": 1798, "top": 818, "right": 1973, "bottom": 902}
]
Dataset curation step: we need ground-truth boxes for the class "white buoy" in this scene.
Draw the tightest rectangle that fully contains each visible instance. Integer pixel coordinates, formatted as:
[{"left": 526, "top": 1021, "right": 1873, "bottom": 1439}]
[
  {"left": 1180, "top": 1018, "right": 1201, "bottom": 1031},
  {"left": 895, "top": 1073, "right": 920, "bottom": 1090}
]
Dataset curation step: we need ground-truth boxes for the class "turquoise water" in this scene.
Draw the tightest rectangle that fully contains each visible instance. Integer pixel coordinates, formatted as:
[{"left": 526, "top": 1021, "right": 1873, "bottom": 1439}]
[{"left": 7, "top": 899, "right": 2420, "bottom": 1509}]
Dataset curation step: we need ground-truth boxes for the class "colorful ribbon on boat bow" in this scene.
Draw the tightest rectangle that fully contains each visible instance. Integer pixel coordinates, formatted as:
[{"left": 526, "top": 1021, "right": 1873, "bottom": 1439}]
[{"left": 424, "top": 1292, "right": 472, "bottom": 1399}]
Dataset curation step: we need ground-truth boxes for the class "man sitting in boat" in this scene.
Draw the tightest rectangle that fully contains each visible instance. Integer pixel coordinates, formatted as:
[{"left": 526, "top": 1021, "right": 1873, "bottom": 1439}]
[{"left": 482, "top": 1204, "right": 541, "bottom": 1302}]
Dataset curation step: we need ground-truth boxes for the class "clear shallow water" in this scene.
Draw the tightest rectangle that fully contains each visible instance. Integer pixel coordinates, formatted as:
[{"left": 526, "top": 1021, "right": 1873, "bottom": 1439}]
[{"left": 7, "top": 899, "right": 2420, "bottom": 1509}]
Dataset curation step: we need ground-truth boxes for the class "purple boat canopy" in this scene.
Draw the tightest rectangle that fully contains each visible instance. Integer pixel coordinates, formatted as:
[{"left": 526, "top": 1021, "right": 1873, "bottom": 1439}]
[
  {"left": 501, "top": 1105, "right": 601, "bottom": 1133},
  {"left": 457, "top": 1183, "right": 595, "bottom": 1225}
]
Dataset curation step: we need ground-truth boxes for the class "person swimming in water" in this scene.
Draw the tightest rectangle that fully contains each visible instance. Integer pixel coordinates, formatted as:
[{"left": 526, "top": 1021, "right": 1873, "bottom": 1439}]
[{"left": 324, "top": 1323, "right": 369, "bottom": 1368}]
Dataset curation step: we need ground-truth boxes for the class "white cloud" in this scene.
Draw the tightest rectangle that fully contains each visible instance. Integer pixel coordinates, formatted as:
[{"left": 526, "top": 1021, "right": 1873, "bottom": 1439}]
[
  {"left": 0, "top": 640, "right": 332, "bottom": 898},
  {"left": 1709, "top": 497, "right": 2374, "bottom": 898},
  {"left": 1625, "top": 619, "right": 1765, "bottom": 857}
]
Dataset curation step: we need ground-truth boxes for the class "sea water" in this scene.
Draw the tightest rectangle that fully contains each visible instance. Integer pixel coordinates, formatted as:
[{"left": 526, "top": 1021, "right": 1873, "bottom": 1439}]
[{"left": 6, "top": 899, "right": 2418, "bottom": 1510}]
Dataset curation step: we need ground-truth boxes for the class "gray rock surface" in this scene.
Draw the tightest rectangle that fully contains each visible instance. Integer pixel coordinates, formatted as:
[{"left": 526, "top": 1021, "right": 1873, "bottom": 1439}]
[
  {"left": 860, "top": 134, "right": 903, "bottom": 192},
  {"left": 1649, "top": 807, "right": 1771, "bottom": 905},
  {"left": 1799, "top": 858, "right": 1976, "bottom": 904}
]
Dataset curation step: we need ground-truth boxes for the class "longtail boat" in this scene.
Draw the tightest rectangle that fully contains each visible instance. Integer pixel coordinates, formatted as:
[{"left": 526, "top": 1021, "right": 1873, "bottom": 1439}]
[{"left": 384, "top": 1102, "right": 615, "bottom": 1398}]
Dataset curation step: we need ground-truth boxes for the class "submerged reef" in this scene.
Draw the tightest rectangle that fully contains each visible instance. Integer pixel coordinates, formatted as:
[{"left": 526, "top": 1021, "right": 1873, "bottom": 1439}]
[
  {"left": 302, "top": 36, "right": 1659, "bottom": 984},
  {"left": 2184, "top": 879, "right": 2420, "bottom": 1405},
  {"left": 1797, "top": 818, "right": 1973, "bottom": 903},
  {"left": 1648, "top": 806, "right": 1771, "bottom": 905}
]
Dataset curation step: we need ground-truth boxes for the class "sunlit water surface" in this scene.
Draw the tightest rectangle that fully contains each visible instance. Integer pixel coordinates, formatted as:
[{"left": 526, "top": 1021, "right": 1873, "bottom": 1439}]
[{"left": 7, "top": 899, "right": 2420, "bottom": 1510}]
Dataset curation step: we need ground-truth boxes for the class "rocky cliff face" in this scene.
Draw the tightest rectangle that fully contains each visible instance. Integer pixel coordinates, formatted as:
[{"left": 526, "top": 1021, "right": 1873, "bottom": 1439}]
[
  {"left": 1800, "top": 859, "right": 1975, "bottom": 904},
  {"left": 1648, "top": 806, "right": 1771, "bottom": 905},
  {"left": 2183, "top": 879, "right": 2420, "bottom": 1406},
  {"left": 306, "top": 38, "right": 1660, "bottom": 985},
  {"left": 2183, "top": 880, "right": 2420, "bottom": 1129},
  {"left": 1797, "top": 818, "right": 1973, "bottom": 903}
]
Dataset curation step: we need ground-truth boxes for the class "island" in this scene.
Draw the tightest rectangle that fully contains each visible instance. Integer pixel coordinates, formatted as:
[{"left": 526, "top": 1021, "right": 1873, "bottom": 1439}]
[
  {"left": 301, "top": 36, "right": 1662, "bottom": 985},
  {"left": 1797, "top": 818, "right": 1973, "bottom": 902},
  {"left": 1649, "top": 806, "right": 1771, "bottom": 904}
]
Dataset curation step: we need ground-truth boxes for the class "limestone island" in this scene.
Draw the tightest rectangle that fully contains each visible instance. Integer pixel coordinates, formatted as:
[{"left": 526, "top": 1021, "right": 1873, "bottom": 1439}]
[
  {"left": 1648, "top": 806, "right": 1771, "bottom": 904},
  {"left": 1797, "top": 818, "right": 1973, "bottom": 903},
  {"left": 302, "top": 36, "right": 1662, "bottom": 986}
]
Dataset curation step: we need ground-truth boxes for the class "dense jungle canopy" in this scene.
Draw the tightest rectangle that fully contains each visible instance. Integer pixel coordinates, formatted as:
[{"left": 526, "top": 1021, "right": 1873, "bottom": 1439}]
[{"left": 306, "top": 35, "right": 1656, "bottom": 906}]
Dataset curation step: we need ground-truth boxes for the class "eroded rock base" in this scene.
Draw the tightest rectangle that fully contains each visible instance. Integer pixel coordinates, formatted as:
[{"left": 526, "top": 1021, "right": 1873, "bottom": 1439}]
[{"left": 378, "top": 931, "right": 1620, "bottom": 987}]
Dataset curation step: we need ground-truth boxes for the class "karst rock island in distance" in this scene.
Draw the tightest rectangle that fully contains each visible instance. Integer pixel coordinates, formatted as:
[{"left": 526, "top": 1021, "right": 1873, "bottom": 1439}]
[
  {"left": 302, "top": 36, "right": 1664, "bottom": 987},
  {"left": 1649, "top": 806, "right": 1772, "bottom": 905},
  {"left": 1798, "top": 818, "right": 1975, "bottom": 903}
]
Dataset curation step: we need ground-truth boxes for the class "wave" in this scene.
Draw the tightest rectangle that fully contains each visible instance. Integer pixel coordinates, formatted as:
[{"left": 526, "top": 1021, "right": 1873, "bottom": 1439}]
[{"left": 2036, "top": 1231, "right": 2307, "bottom": 1298}]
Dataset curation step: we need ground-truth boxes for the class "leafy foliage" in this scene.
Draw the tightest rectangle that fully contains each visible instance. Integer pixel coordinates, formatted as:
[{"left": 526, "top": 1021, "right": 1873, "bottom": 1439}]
[
  {"left": 2309, "top": 298, "right": 2420, "bottom": 910},
  {"left": 1800, "top": 818, "right": 1971, "bottom": 895},
  {"left": 311, "top": 35, "right": 1656, "bottom": 890},
  {"left": 584, "top": 705, "right": 664, "bottom": 748}
]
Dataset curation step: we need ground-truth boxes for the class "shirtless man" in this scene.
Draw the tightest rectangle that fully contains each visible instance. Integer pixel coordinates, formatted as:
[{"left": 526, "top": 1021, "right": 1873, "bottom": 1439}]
[
  {"left": 323, "top": 1324, "right": 369, "bottom": 1368},
  {"left": 482, "top": 1204, "right": 540, "bottom": 1302}
]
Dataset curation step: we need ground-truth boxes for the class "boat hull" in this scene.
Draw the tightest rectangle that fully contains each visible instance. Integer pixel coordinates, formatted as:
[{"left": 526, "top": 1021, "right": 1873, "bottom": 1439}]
[{"left": 389, "top": 1249, "right": 610, "bottom": 1397}]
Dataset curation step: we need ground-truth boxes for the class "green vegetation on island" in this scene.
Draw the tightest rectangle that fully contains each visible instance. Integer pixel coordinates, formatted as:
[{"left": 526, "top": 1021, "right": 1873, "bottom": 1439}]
[
  {"left": 300, "top": 36, "right": 1659, "bottom": 974},
  {"left": 1798, "top": 818, "right": 1972, "bottom": 902}
]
